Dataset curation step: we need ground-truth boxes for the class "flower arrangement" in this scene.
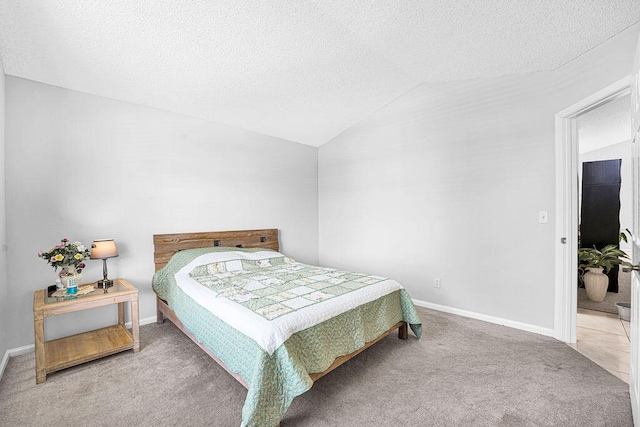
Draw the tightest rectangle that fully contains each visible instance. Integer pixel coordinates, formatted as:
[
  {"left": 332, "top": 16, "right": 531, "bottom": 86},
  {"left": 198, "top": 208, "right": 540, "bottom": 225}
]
[{"left": 38, "top": 238, "right": 91, "bottom": 276}]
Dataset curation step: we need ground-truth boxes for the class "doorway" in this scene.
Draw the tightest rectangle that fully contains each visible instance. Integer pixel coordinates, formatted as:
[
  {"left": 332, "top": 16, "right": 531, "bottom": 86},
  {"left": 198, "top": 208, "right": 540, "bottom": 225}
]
[
  {"left": 571, "top": 92, "right": 633, "bottom": 383},
  {"left": 577, "top": 97, "right": 633, "bottom": 311},
  {"left": 554, "top": 75, "right": 631, "bottom": 344}
]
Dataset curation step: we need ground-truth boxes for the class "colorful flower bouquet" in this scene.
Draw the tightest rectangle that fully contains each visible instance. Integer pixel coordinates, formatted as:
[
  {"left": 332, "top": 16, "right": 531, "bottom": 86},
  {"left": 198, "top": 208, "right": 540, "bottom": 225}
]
[{"left": 38, "top": 238, "right": 91, "bottom": 276}]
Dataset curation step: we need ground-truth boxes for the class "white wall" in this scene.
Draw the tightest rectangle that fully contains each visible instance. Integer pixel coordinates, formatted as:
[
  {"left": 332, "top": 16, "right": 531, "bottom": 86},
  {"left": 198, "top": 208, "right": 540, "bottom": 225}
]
[
  {"left": 0, "top": 57, "right": 7, "bottom": 362},
  {"left": 319, "top": 72, "right": 557, "bottom": 328},
  {"left": 319, "top": 24, "right": 640, "bottom": 332},
  {"left": 579, "top": 141, "right": 633, "bottom": 253},
  {"left": 5, "top": 77, "right": 318, "bottom": 348}
]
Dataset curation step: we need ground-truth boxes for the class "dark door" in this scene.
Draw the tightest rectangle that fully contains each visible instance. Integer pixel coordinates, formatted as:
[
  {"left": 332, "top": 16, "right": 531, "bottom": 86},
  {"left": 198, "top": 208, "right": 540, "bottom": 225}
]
[{"left": 580, "top": 159, "right": 622, "bottom": 292}]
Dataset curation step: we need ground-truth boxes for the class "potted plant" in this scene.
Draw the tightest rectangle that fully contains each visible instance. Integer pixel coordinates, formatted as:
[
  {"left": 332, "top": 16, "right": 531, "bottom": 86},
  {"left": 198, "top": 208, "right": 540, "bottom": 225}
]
[{"left": 578, "top": 244, "right": 629, "bottom": 302}]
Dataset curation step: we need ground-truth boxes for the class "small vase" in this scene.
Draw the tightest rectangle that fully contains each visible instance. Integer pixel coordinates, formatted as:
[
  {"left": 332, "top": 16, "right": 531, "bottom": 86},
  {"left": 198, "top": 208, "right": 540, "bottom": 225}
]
[
  {"left": 584, "top": 267, "right": 609, "bottom": 302},
  {"left": 59, "top": 265, "right": 83, "bottom": 289}
]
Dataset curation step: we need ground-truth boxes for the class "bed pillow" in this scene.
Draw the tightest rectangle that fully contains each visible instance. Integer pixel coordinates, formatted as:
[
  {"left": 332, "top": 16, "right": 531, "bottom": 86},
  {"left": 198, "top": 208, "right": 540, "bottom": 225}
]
[{"left": 188, "top": 253, "right": 295, "bottom": 278}]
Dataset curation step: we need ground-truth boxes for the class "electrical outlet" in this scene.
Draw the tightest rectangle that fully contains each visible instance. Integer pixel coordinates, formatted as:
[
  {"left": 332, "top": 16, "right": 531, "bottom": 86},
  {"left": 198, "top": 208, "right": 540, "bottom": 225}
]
[{"left": 434, "top": 278, "right": 441, "bottom": 288}]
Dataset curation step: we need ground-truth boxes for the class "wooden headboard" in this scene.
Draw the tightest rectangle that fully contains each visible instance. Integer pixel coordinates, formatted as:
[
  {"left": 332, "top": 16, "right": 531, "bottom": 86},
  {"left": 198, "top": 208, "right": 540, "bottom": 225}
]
[{"left": 153, "top": 229, "right": 279, "bottom": 271}]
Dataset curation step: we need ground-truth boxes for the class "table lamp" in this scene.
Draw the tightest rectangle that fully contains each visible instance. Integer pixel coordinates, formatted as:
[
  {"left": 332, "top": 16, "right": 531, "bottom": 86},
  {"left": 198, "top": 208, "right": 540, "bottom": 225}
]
[{"left": 90, "top": 239, "right": 119, "bottom": 289}]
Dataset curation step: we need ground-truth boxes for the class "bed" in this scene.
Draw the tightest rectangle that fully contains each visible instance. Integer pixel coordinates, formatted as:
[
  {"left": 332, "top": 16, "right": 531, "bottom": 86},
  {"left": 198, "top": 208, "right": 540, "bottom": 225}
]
[{"left": 152, "top": 229, "right": 422, "bottom": 426}]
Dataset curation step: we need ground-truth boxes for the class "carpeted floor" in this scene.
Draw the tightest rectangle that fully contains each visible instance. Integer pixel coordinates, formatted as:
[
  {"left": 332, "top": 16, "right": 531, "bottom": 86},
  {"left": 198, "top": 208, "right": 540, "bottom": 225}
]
[
  {"left": 578, "top": 267, "right": 631, "bottom": 315},
  {"left": 0, "top": 307, "right": 632, "bottom": 426}
]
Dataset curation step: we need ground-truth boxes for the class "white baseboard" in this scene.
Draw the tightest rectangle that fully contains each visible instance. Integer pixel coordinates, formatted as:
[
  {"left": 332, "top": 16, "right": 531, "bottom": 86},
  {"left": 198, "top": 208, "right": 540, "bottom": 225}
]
[
  {"left": 127, "top": 315, "right": 157, "bottom": 328},
  {"left": 0, "top": 315, "right": 157, "bottom": 382},
  {"left": 0, "top": 352, "right": 6, "bottom": 381},
  {"left": 412, "top": 298, "right": 556, "bottom": 338},
  {"left": 0, "top": 343, "right": 35, "bottom": 381}
]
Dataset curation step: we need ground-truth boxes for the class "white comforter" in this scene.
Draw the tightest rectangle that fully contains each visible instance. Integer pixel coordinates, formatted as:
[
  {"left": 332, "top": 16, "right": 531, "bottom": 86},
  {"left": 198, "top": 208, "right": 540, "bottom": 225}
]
[{"left": 174, "top": 250, "right": 403, "bottom": 354}]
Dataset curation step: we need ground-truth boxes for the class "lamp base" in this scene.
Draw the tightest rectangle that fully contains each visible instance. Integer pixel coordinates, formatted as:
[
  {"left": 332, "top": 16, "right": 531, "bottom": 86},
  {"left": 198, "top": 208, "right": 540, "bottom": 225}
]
[{"left": 97, "top": 279, "right": 113, "bottom": 289}]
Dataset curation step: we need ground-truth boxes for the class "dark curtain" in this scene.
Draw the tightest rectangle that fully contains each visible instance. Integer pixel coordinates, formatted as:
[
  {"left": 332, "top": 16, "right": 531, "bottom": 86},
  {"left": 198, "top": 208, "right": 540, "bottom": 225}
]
[{"left": 580, "top": 159, "right": 622, "bottom": 292}]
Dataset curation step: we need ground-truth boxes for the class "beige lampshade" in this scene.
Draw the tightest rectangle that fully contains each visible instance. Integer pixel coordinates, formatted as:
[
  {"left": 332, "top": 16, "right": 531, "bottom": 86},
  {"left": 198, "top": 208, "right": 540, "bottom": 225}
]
[{"left": 90, "top": 239, "right": 119, "bottom": 259}]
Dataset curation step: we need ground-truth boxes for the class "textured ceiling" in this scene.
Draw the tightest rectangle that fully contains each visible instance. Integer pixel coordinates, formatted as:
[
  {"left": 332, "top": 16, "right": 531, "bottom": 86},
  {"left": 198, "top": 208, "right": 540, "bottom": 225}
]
[{"left": 0, "top": 1, "right": 639, "bottom": 146}]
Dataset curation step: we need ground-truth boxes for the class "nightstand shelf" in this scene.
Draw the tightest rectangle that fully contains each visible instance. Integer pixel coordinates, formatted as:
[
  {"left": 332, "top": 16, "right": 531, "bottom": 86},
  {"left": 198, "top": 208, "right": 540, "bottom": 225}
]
[
  {"left": 44, "top": 324, "right": 134, "bottom": 373},
  {"left": 33, "top": 278, "right": 139, "bottom": 384}
]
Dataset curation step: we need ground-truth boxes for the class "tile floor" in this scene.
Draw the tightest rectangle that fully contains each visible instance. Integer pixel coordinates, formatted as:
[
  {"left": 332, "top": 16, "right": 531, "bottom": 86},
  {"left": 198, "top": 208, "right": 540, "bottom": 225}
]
[{"left": 568, "top": 308, "right": 631, "bottom": 384}]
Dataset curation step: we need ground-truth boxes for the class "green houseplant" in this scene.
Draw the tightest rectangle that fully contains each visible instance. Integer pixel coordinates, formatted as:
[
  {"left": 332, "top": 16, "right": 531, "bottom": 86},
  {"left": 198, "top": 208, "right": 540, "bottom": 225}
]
[{"left": 578, "top": 244, "right": 629, "bottom": 302}]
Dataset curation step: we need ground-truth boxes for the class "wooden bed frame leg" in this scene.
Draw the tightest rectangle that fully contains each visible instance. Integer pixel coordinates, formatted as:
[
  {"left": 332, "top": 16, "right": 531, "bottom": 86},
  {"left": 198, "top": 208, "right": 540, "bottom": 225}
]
[
  {"left": 156, "top": 298, "right": 165, "bottom": 325},
  {"left": 398, "top": 322, "right": 408, "bottom": 340}
]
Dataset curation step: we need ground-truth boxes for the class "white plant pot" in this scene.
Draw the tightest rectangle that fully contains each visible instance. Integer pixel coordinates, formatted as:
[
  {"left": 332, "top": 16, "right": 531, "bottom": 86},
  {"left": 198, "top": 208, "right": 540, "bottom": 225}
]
[{"left": 583, "top": 267, "right": 609, "bottom": 302}]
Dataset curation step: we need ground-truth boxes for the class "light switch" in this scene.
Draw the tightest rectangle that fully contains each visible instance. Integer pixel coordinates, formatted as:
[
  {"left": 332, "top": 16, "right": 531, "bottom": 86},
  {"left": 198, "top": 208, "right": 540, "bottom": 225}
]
[{"left": 538, "top": 211, "right": 549, "bottom": 224}]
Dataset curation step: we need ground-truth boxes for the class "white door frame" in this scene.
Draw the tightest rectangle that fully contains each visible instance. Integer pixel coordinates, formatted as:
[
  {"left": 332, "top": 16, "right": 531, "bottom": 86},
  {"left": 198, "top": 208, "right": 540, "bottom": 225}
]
[{"left": 554, "top": 75, "right": 631, "bottom": 343}]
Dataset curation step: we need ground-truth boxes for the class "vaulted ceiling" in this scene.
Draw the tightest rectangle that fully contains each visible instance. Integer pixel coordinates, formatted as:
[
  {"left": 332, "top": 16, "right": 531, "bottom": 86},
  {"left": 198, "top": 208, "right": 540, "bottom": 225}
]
[{"left": 0, "top": 1, "right": 638, "bottom": 146}]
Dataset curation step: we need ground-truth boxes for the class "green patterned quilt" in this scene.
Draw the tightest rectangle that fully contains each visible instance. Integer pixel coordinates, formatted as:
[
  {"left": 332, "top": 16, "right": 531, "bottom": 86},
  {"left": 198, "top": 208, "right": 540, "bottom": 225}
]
[{"left": 152, "top": 247, "right": 422, "bottom": 426}]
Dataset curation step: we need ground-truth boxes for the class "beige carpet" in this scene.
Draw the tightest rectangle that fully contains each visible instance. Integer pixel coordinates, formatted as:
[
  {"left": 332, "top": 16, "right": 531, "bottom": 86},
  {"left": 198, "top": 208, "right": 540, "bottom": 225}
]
[
  {"left": 0, "top": 307, "right": 632, "bottom": 426},
  {"left": 578, "top": 267, "right": 631, "bottom": 315}
]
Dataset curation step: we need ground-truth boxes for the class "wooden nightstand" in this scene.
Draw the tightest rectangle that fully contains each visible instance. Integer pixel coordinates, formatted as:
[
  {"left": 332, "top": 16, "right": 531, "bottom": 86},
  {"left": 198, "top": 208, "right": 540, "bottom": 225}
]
[{"left": 33, "top": 278, "right": 140, "bottom": 384}]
